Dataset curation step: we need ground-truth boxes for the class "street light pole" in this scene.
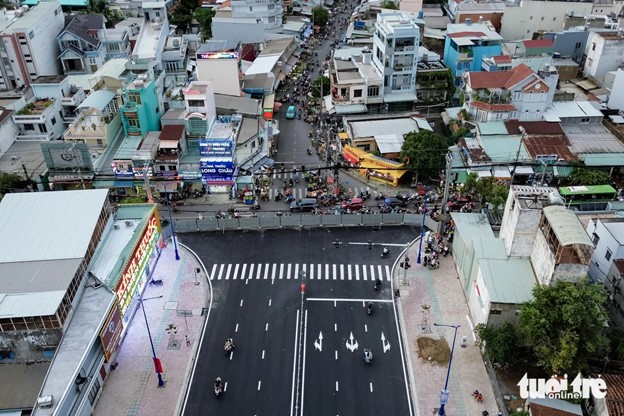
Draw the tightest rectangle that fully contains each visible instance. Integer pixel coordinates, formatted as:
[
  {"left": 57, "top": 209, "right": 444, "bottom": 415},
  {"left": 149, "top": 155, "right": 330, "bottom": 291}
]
[
  {"left": 163, "top": 184, "right": 180, "bottom": 261},
  {"left": 138, "top": 295, "right": 166, "bottom": 388},
  {"left": 433, "top": 323, "right": 460, "bottom": 415},
  {"left": 417, "top": 199, "right": 427, "bottom": 264}
]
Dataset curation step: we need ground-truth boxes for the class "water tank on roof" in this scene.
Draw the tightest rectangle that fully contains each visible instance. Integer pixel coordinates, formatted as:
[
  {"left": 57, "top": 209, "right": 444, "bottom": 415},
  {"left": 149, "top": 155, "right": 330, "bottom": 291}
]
[
  {"left": 70, "top": 84, "right": 78, "bottom": 93},
  {"left": 418, "top": 10, "right": 423, "bottom": 18},
  {"left": 173, "top": 39, "right": 180, "bottom": 48},
  {"left": 548, "top": 192, "right": 565, "bottom": 206}
]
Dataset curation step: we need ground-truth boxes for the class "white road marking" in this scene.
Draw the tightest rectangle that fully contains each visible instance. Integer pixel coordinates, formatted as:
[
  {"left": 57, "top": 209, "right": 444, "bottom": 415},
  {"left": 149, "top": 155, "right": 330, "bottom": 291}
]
[
  {"left": 262, "top": 350, "right": 265, "bottom": 359},
  {"left": 240, "top": 264, "right": 247, "bottom": 279},
  {"left": 235, "top": 323, "right": 239, "bottom": 332},
  {"left": 347, "top": 264, "right": 352, "bottom": 280},
  {"left": 229, "top": 351, "right": 234, "bottom": 361},
  {"left": 258, "top": 380, "right": 262, "bottom": 391},
  {"left": 355, "top": 264, "right": 360, "bottom": 280},
  {"left": 365, "top": 324, "right": 368, "bottom": 332},
  {"left": 290, "top": 309, "right": 300, "bottom": 416},
  {"left": 210, "top": 264, "right": 217, "bottom": 280},
  {"left": 378, "top": 265, "right": 383, "bottom": 281},
  {"left": 225, "top": 264, "right": 232, "bottom": 280},
  {"left": 370, "top": 383, "right": 373, "bottom": 392},
  {"left": 233, "top": 264, "right": 239, "bottom": 280},
  {"left": 256, "top": 264, "right": 262, "bottom": 279},
  {"left": 217, "top": 264, "right": 225, "bottom": 280},
  {"left": 336, "top": 381, "right": 339, "bottom": 391},
  {"left": 248, "top": 264, "right": 254, "bottom": 280},
  {"left": 340, "top": 264, "right": 345, "bottom": 280},
  {"left": 307, "top": 297, "right": 394, "bottom": 303},
  {"left": 240, "top": 299, "right": 244, "bottom": 307},
  {"left": 292, "top": 263, "right": 297, "bottom": 280},
  {"left": 301, "top": 310, "right": 309, "bottom": 416},
  {"left": 363, "top": 266, "right": 367, "bottom": 281},
  {"left": 279, "top": 264, "right": 284, "bottom": 280},
  {"left": 385, "top": 265, "right": 391, "bottom": 281},
  {"left": 264, "top": 264, "right": 270, "bottom": 279},
  {"left": 224, "top": 382, "right": 228, "bottom": 392},
  {"left": 335, "top": 350, "right": 338, "bottom": 360},
  {"left": 332, "top": 264, "right": 337, "bottom": 280},
  {"left": 370, "top": 265, "right": 375, "bottom": 282},
  {"left": 317, "top": 264, "right": 322, "bottom": 280},
  {"left": 268, "top": 299, "right": 272, "bottom": 306},
  {"left": 325, "top": 264, "right": 330, "bottom": 280},
  {"left": 265, "top": 322, "right": 269, "bottom": 332},
  {"left": 334, "top": 323, "right": 337, "bottom": 332},
  {"left": 272, "top": 263, "right": 277, "bottom": 280}
]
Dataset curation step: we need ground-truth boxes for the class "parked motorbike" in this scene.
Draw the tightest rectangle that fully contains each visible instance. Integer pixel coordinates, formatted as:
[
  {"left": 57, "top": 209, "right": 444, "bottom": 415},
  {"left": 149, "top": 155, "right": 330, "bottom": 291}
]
[
  {"left": 374, "top": 192, "right": 386, "bottom": 201},
  {"left": 307, "top": 148, "right": 312, "bottom": 156},
  {"left": 149, "top": 278, "right": 163, "bottom": 286},
  {"left": 275, "top": 192, "right": 284, "bottom": 201}
]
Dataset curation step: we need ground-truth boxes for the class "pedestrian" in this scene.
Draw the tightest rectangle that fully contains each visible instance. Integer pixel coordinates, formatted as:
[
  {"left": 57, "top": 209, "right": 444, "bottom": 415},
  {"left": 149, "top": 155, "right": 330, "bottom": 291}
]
[
  {"left": 185, "top": 335, "right": 191, "bottom": 347},
  {"left": 423, "top": 255, "right": 429, "bottom": 266}
]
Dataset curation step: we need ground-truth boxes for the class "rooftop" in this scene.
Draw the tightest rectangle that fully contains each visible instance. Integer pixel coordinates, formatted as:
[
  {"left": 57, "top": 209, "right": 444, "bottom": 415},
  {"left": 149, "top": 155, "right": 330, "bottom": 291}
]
[
  {"left": 543, "top": 205, "right": 593, "bottom": 247},
  {"left": 349, "top": 116, "right": 420, "bottom": 138},
  {"left": 543, "top": 101, "right": 603, "bottom": 121},
  {"left": 446, "top": 22, "right": 502, "bottom": 41},
  {"left": 451, "top": 212, "right": 496, "bottom": 239},
  {"left": 563, "top": 124, "right": 624, "bottom": 154},
  {"left": 480, "top": 255, "right": 536, "bottom": 304},
  {"left": 522, "top": 39, "right": 554, "bottom": 49},
  {"left": 0, "top": 1, "right": 62, "bottom": 32},
  {"left": 133, "top": 19, "right": 165, "bottom": 60},
  {"left": 198, "top": 39, "right": 239, "bottom": 53},
  {"left": 208, "top": 120, "right": 234, "bottom": 139},
  {"left": 467, "top": 63, "right": 537, "bottom": 90},
  {"left": 159, "top": 125, "right": 184, "bottom": 141}
]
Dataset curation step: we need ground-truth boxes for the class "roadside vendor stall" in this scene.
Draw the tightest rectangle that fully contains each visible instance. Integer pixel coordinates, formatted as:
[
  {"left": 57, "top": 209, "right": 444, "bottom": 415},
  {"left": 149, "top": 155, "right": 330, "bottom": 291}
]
[
  {"left": 341, "top": 144, "right": 368, "bottom": 166},
  {"left": 358, "top": 154, "right": 407, "bottom": 187}
]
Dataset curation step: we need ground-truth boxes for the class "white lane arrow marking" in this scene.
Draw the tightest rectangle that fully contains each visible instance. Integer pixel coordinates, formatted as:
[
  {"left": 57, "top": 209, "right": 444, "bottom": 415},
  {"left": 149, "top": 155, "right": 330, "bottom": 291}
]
[
  {"left": 314, "top": 331, "right": 323, "bottom": 351},
  {"left": 346, "top": 332, "right": 359, "bottom": 352},
  {"left": 381, "top": 332, "right": 391, "bottom": 353}
]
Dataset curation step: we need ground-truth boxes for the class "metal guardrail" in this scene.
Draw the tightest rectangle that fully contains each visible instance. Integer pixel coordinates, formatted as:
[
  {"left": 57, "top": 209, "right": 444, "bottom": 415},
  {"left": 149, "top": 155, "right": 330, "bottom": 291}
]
[{"left": 168, "top": 212, "right": 439, "bottom": 234}]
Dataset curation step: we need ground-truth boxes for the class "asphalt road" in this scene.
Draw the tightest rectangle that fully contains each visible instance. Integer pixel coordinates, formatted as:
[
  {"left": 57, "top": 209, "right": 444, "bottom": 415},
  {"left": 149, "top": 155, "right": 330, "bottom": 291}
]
[{"left": 182, "top": 227, "right": 418, "bottom": 416}]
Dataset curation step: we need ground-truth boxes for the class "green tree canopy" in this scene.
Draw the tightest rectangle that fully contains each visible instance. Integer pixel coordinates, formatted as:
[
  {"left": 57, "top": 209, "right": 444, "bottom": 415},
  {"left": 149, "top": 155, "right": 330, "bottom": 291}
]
[
  {"left": 0, "top": 172, "right": 29, "bottom": 201},
  {"left": 312, "top": 76, "right": 330, "bottom": 98},
  {"left": 476, "top": 322, "right": 527, "bottom": 368},
  {"left": 567, "top": 167, "right": 611, "bottom": 186},
  {"left": 464, "top": 172, "right": 509, "bottom": 210},
  {"left": 400, "top": 130, "right": 448, "bottom": 183},
  {"left": 380, "top": 0, "right": 399, "bottom": 9},
  {"left": 169, "top": 0, "right": 198, "bottom": 33},
  {"left": 193, "top": 7, "right": 216, "bottom": 41},
  {"left": 519, "top": 279, "right": 608, "bottom": 373},
  {"left": 312, "top": 6, "right": 330, "bottom": 27}
]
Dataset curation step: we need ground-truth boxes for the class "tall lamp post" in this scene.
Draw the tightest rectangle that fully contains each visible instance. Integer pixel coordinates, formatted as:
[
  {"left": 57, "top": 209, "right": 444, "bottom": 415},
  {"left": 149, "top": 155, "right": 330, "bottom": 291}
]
[
  {"left": 433, "top": 323, "right": 460, "bottom": 415},
  {"left": 138, "top": 295, "right": 166, "bottom": 388},
  {"left": 163, "top": 184, "right": 180, "bottom": 261},
  {"left": 417, "top": 199, "right": 427, "bottom": 264}
]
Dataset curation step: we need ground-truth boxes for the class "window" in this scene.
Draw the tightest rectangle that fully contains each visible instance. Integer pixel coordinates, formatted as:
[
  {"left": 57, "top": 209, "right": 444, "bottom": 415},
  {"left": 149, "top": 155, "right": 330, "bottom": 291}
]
[
  {"left": 127, "top": 93, "right": 141, "bottom": 104},
  {"left": 127, "top": 118, "right": 139, "bottom": 127},
  {"left": 575, "top": 42, "right": 581, "bottom": 49},
  {"left": 353, "top": 89, "right": 362, "bottom": 98},
  {"left": 581, "top": 117, "right": 590, "bottom": 124},
  {"left": 40, "top": 124, "right": 47, "bottom": 133},
  {"left": 88, "top": 378, "right": 101, "bottom": 405},
  {"left": 358, "top": 144, "right": 370, "bottom": 151},
  {"left": 23, "top": 123, "right": 34, "bottom": 130},
  {"left": 490, "top": 309, "right": 502, "bottom": 315},
  {"left": 249, "top": 6, "right": 252, "bottom": 11},
  {"left": 28, "top": 31, "right": 34, "bottom": 40},
  {"left": 188, "top": 99, "right": 203, "bottom": 107},
  {"left": 268, "top": 16, "right": 275, "bottom": 23},
  {"left": 89, "top": 58, "right": 97, "bottom": 65},
  {"left": 592, "top": 43, "right": 596, "bottom": 51},
  {"left": 51, "top": 117, "right": 56, "bottom": 125},
  {"left": 606, "top": 249, "right": 612, "bottom": 261},
  {"left": 592, "top": 233, "right": 600, "bottom": 245},
  {"left": 368, "top": 86, "right": 379, "bottom": 97},
  {"left": 268, "top": 3, "right": 274, "bottom": 9}
]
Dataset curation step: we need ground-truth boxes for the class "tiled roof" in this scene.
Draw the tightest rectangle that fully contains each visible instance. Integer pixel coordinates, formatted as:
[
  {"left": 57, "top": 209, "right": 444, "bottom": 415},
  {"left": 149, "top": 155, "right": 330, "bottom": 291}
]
[
  {"left": 448, "top": 31, "right": 486, "bottom": 38},
  {"left": 601, "top": 374, "right": 624, "bottom": 416},
  {"left": 529, "top": 402, "right": 578, "bottom": 416},
  {"left": 469, "top": 101, "right": 516, "bottom": 111},
  {"left": 614, "top": 259, "right": 624, "bottom": 274},
  {"left": 63, "top": 15, "right": 103, "bottom": 48},
  {"left": 522, "top": 39, "right": 554, "bottom": 49},
  {"left": 468, "top": 63, "right": 536, "bottom": 89},
  {"left": 492, "top": 55, "right": 512, "bottom": 64},
  {"left": 159, "top": 125, "right": 185, "bottom": 141},
  {"left": 504, "top": 120, "right": 564, "bottom": 135}
]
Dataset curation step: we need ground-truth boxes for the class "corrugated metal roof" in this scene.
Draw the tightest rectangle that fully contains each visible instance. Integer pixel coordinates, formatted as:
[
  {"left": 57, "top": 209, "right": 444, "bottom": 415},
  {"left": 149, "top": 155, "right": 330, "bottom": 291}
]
[
  {"left": 543, "top": 205, "right": 593, "bottom": 247},
  {"left": 77, "top": 90, "right": 115, "bottom": 111},
  {"left": 89, "top": 219, "right": 141, "bottom": 287},
  {"left": 0, "top": 362, "right": 50, "bottom": 410},
  {"left": 451, "top": 213, "right": 495, "bottom": 239},
  {"left": 350, "top": 117, "right": 418, "bottom": 138},
  {"left": 582, "top": 153, "right": 624, "bottom": 166},
  {"left": 374, "top": 134, "right": 404, "bottom": 153},
  {"left": 478, "top": 121, "right": 508, "bottom": 136},
  {"left": 0, "top": 258, "right": 81, "bottom": 294},
  {"left": 0, "top": 190, "right": 109, "bottom": 263},
  {"left": 480, "top": 135, "right": 529, "bottom": 162},
  {"left": 481, "top": 257, "right": 536, "bottom": 304},
  {"left": 0, "top": 291, "right": 66, "bottom": 318}
]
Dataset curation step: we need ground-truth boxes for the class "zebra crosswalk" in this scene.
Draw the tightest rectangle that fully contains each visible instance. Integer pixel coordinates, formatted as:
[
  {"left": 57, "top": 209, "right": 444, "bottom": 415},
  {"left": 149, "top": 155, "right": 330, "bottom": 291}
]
[
  {"left": 265, "top": 175, "right": 373, "bottom": 200},
  {"left": 207, "top": 263, "right": 392, "bottom": 282}
]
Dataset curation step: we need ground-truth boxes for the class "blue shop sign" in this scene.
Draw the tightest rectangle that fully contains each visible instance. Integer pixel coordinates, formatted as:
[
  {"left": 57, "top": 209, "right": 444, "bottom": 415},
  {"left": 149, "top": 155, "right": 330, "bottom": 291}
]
[
  {"left": 199, "top": 139, "right": 234, "bottom": 157},
  {"left": 200, "top": 161, "right": 235, "bottom": 176}
]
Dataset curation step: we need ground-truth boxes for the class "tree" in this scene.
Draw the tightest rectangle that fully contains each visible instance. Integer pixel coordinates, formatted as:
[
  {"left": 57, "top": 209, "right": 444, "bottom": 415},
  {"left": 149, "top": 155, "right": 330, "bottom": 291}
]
[
  {"left": 0, "top": 172, "right": 29, "bottom": 201},
  {"left": 518, "top": 279, "right": 608, "bottom": 373},
  {"left": 312, "top": 76, "right": 330, "bottom": 98},
  {"left": 400, "top": 130, "right": 448, "bottom": 183},
  {"left": 168, "top": 0, "right": 198, "bottom": 33},
  {"left": 567, "top": 167, "right": 611, "bottom": 186},
  {"left": 380, "top": 0, "right": 399, "bottom": 9},
  {"left": 194, "top": 7, "right": 215, "bottom": 41},
  {"left": 86, "top": 0, "right": 106, "bottom": 14},
  {"left": 463, "top": 173, "right": 509, "bottom": 212},
  {"left": 476, "top": 322, "right": 527, "bottom": 368},
  {"left": 312, "top": 6, "right": 330, "bottom": 27}
]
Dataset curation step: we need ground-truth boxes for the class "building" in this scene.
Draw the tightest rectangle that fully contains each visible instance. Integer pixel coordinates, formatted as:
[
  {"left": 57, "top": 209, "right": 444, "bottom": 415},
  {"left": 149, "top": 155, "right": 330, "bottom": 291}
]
[
  {"left": 445, "top": 0, "right": 506, "bottom": 32},
  {"left": 119, "top": 60, "right": 165, "bottom": 137},
  {"left": 519, "top": 38, "right": 554, "bottom": 57},
  {"left": 63, "top": 90, "right": 123, "bottom": 149},
  {"left": 500, "top": 0, "right": 593, "bottom": 41},
  {"left": 57, "top": 15, "right": 107, "bottom": 75},
  {"left": 443, "top": 21, "right": 503, "bottom": 87},
  {"left": 451, "top": 212, "right": 537, "bottom": 326},
  {"left": 604, "top": 259, "right": 624, "bottom": 327},
  {"left": 195, "top": 39, "right": 242, "bottom": 97},
  {"left": 0, "top": 2, "right": 65, "bottom": 91},
  {"left": 415, "top": 47, "right": 452, "bottom": 107},
  {"left": 12, "top": 97, "right": 65, "bottom": 141},
  {"left": 0, "top": 109, "right": 17, "bottom": 157},
  {"left": 586, "top": 218, "right": 624, "bottom": 283},
  {"left": 31, "top": 75, "right": 86, "bottom": 124},
  {"left": 131, "top": 2, "right": 169, "bottom": 70},
  {"left": 542, "top": 29, "right": 590, "bottom": 64},
  {"left": 583, "top": 31, "right": 624, "bottom": 85},
  {"left": 371, "top": 11, "right": 421, "bottom": 108},
  {"left": 462, "top": 63, "right": 557, "bottom": 122},
  {"left": 230, "top": 0, "right": 283, "bottom": 33},
  {"left": 161, "top": 36, "right": 189, "bottom": 79},
  {"left": 184, "top": 80, "right": 217, "bottom": 139}
]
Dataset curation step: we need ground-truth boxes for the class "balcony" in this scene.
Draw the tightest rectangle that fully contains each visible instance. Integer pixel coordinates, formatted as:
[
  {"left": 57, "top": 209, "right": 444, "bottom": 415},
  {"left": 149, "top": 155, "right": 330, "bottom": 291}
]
[
  {"left": 61, "top": 88, "right": 86, "bottom": 107},
  {"left": 458, "top": 52, "right": 474, "bottom": 61},
  {"left": 393, "top": 65, "right": 413, "bottom": 72}
]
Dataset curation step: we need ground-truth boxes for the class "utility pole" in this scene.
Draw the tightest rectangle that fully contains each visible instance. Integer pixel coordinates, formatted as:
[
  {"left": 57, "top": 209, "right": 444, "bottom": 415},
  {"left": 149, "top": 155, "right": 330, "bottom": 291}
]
[
  {"left": 510, "top": 125, "right": 526, "bottom": 185},
  {"left": 144, "top": 161, "right": 154, "bottom": 203},
  {"left": 438, "top": 152, "right": 453, "bottom": 235}
]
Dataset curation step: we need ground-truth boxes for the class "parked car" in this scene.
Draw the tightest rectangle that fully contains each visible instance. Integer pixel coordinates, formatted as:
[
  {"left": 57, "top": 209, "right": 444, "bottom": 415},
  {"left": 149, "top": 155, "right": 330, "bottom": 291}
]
[
  {"left": 286, "top": 105, "right": 296, "bottom": 119},
  {"left": 290, "top": 198, "right": 319, "bottom": 212},
  {"left": 379, "top": 197, "right": 408, "bottom": 208},
  {"left": 342, "top": 197, "right": 364, "bottom": 210}
]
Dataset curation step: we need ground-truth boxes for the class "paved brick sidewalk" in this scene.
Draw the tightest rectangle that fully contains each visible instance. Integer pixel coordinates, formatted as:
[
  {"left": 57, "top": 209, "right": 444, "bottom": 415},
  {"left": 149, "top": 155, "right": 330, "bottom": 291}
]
[
  {"left": 94, "top": 242, "right": 208, "bottom": 416},
  {"left": 395, "top": 238, "right": 500, "bottom": 416}
]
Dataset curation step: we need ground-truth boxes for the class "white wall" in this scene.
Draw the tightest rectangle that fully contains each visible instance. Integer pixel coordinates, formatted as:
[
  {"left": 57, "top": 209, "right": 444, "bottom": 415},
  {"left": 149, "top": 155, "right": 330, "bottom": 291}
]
[
  {"left": 212, "top": 18, "right": 266, "bottom": 45},
  {"left": 608, "top": 69, "right": 624, "bottom": 110},
  {"left": 0, "top": 114, "right": 19, "bottom": 157},
  {"left": 584, "top": 33, "right": 624, "bottom": 83},
  {"left": 26, "top": 3, "right": 65, "bottom": 77},
  {"left": 501, "top": 1, "right": 593, "bottom": 41},
  {"left": 196, "top": 60, "right": 241, "bottom": 97},
  {"left": 586, "top": 220, "right": 624, "bottom": 283}
]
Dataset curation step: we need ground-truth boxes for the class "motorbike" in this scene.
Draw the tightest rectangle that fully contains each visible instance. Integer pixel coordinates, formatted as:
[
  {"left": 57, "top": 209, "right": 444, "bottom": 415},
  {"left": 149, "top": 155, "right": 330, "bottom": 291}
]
[
  {"left": 214, "top": 378, "right": 223, "bottom": 397},
  {"left": 224, "top": 339, "right": 234, "bottom": 356},
  {"left": 250, "top": 202, "right": 261, "bottom": 211},
  {"left": 285, "top": 195, "right": 296, "bottom": 203},
  {"left": 215, "top": 211, "right": 227, "bottom": 219},
  {"left": 307, "top": 148, "right": 312, "bottom": 156},
  {"left": 428, "top": 259, "right": 440, "bottom": 270},
  {"left": 275, "top": 192, "right": 284, "bottom": 201},
  {"left": 442, "top": 246, "right": 450, "bottom": 257},
  {"left": 367, "top": 302, "right": 373, "bottom": 315},
  {"left": 374, "top": 192, "right": 386, "bottom": 201},
  {"left": 363, "top": 349, "right": 373, "bottom": 365},
  {"left": 374, "top": 278, "right": 381, "bottom": 291},
  {"left": 359, "top": 191, "right": 371, "bottom": 200},
  {"left": 381, "top": 247, "right": 389, "bottom": 258},
  {"left": 149, "top": 278, "right": 163, "bottom": 286}
]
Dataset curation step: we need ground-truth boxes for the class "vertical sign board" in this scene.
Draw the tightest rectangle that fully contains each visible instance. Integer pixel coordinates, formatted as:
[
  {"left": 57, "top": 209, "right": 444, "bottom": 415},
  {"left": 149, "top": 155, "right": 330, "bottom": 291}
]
[
  {"left": 199, "top": 139, "right": 234, "bottom": 158},
  {"left": 115, "top": 214, "right": 161, "bottom": 317},
  {"left": 99, "top": 302, "right": 123, "bottom": 362}
]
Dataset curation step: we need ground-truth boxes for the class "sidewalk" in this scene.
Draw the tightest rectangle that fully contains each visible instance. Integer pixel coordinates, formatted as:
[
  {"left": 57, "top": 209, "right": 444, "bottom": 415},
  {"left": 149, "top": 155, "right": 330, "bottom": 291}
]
[
  {"left": 94, "top": 242, "right": 208, "bottom": 416},
  {"left": 395, "top": 239, "right": 499, "bottom": 416}
]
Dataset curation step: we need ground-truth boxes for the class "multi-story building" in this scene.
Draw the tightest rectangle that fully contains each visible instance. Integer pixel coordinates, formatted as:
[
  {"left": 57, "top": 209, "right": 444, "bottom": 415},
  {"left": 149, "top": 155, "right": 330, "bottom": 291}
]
[
  {"left": 371, "top": 11, "right": 420, "bottom": 108},
  {"left": 231, "top": 0, "right": 283, "bottom": 33},
  {"left": 584, "top": 31, "right": 624, "bottom": 85},
  {"left": 445, "top": 0, "right": 506, "bottom": 32},
  {"left": 119, "top": 59, "right": 165, "bottom": 137},
  {"left": 162, "top": 36, "right": 188, "bottom": 78},
  {"left": 63, "top": 90, "right": 122, "bottom": 149},
  {"left": 462, "top": 63, "right": 558, "bottom": 122},
  {"left": 57, "top": 15, "right": 107, "bottom": 74},
  {"left": 416, "top": 47, "right": 452, "bottom": 107},
  {"left": 196, "top": 39, "right": 242, "bottom": 97},
  {"left": 443, "top": 20, "right": 503, "bottom": 87},
  {"left": 184, "top": 80, "right": 217, "bottom": 139},
  {"left": 0, "top": 2, "right": 65, "bottom": 91},
  {"left": 131, "top": 2, "right": 169, "bottom": 70}
]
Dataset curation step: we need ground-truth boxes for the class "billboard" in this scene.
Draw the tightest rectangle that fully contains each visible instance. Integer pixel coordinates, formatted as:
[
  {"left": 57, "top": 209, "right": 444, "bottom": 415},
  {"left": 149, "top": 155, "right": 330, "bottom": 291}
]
[
  {"left": 199, "top": 139, "right": 234, "bottom": 157},
  {"left": 200, "top": 161, "right": 235, "bottom": 176},
  {"left": 99, "top": 302, "right": 123, "bottom": 362}
]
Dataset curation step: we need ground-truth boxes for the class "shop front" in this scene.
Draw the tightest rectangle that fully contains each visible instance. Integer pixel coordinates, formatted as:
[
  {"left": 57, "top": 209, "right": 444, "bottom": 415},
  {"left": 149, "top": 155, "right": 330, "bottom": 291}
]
[
  {"left": 341, "top": 144, "right": 368, "bottom": 167},
  {"left": 359, "top": 154, "right": 407, "bottom": 187},
  {"left": 199, "top": 138, "right": 235, "bottom": 193}
]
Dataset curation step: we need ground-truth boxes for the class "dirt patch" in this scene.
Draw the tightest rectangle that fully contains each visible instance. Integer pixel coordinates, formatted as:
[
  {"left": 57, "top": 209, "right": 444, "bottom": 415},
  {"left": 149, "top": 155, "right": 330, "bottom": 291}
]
[{"left": 417, "top": 336, "right": 450, "bottom": 365}]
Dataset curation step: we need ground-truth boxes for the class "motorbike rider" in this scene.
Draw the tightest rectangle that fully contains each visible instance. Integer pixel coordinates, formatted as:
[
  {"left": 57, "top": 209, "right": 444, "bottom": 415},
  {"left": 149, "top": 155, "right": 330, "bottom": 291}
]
[
  {"left": 364, "top": 348, "right": 373, "bottom": 363},
  {"left": 214, "top": 377, "right": 223, "bottom": 392},
  {"left": 224, "top": 338, "right": 234, "bottom": 351},
  {"left": 374, "top": 277, "right": 381, "bottom": 290},
  {"left": 367, "top": 302, "right": 373, "bottom": 314},
  {"left": 382, "top": 247, "right": 389, "bottom": 257}
]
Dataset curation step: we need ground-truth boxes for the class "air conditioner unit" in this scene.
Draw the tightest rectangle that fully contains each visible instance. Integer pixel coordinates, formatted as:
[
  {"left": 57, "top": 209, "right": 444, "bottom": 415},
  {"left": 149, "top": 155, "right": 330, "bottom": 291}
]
[
  {"left": 37, "top": 396, "right": 53, "bottom": 408},
  {"left": 113, "top": 224, "right": 121, "bottom": 229},
  {"left": 125, "top": 220, "right": 133, "bottom": 227}
]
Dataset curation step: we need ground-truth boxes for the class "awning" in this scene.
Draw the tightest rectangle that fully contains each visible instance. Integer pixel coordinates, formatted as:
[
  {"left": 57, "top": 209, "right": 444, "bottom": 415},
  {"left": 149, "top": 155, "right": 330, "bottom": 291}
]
[
  {"left": 324, "top": 95, "right": 335, "bottom": 114},
  {"left": 492, "top": 166, "right": 511, "bottom": 179},
  {"left": 455, "top": 170, "right": 469, "bottom": 184},
  {"left": 77, "top": 90, "right": 115, "bottom": 111},
  {"left": 338, "top": 132, "right": 349, "bottom": 141},
  {"left": 335, "top": 104, "right": 368, "bottom": 114},
  {"left": 513, "top": 166, "right": 534, "bottom": 175},
  {"left": 383, "top": 91, "right": 418, "bottom": 103},
  {"left": 553, "top": 166, "right": 573, "bottom": 177},
  {"left": 342, "top": 145, "right": 368, "bottom": 164},
  {"left": 159, "top": 140, "right": 179, "bottom": 149},
  {"left": 156, "top": 181, "right": 179, "bottom": 192},
  {"left": 359, "top": 159, "right": 407, "bottom": 180},
  {"left": 93, "top": 180, "right": 115, "bottom": 188}
]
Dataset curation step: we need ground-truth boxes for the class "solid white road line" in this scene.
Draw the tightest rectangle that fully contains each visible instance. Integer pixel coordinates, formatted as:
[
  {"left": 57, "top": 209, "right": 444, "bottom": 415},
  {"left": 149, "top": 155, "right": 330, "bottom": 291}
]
[
  {"left": 301, "top": 309, "right": 309, "bottom": 416},
  {"left": 307, "top": 297, "right": 395, "bottom": 303},
  {"left": 290, "top": 309, "right": 300, "bottom": 416},
  {"left": 317, "top": 264, "right": 321, "bottom": 280}
]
